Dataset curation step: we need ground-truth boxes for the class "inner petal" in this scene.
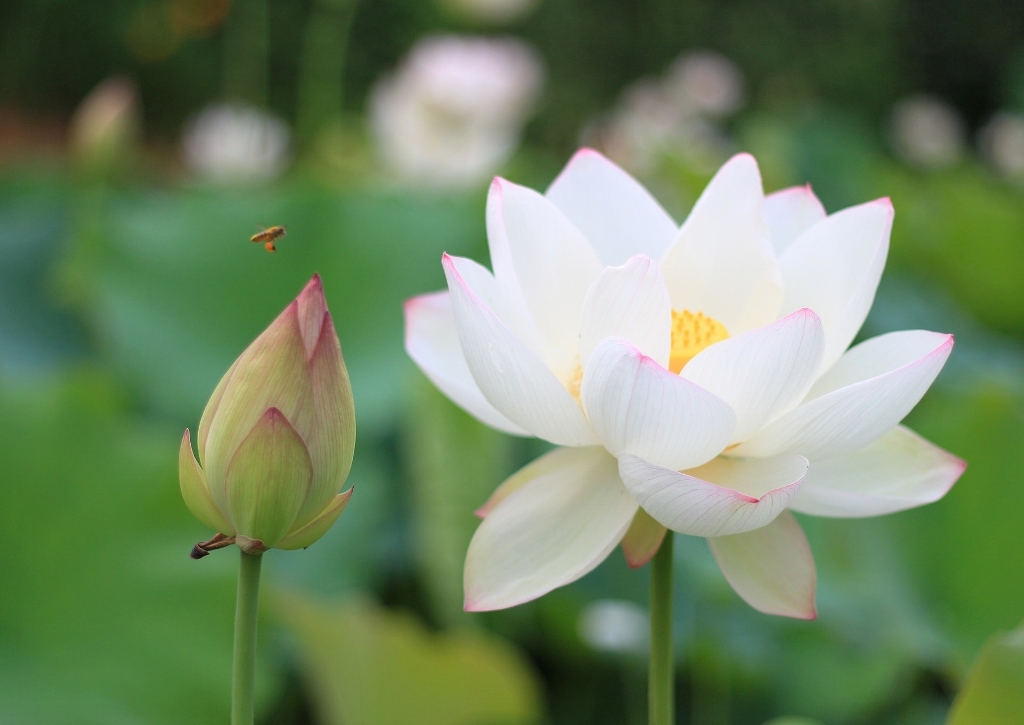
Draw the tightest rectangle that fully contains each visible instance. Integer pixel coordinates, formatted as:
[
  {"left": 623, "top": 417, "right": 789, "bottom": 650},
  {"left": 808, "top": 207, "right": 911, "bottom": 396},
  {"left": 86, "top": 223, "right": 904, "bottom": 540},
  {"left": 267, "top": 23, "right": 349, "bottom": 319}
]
[{"left": 669, "top": 309, "right": 728, "bottom": 373}]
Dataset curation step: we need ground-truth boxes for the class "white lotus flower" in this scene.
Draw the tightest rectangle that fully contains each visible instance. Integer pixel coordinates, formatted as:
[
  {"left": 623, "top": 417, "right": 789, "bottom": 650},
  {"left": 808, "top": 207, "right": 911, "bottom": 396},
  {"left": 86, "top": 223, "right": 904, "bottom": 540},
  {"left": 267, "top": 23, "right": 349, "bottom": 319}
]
[
  {"left": 182, "top": 103, "right": 291, "bottom": 184},
  {"left": 404, "top": 149, "right": 965, "bottom": 618},
  {"left": 370, "top": 35, "right": 543, "bottom": 189}
]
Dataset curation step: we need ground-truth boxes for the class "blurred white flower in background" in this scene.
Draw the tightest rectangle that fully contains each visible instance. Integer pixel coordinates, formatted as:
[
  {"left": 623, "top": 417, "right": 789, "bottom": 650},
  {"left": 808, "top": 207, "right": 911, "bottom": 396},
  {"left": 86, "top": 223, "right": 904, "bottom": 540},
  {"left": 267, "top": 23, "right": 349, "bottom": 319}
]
[
  {"left": 182, "top": 104, "right": 291, "bottom": 184},
  {"left": 889, "top": 96, "right": 965, "bottom": 170},
  {"left": 979, "top": 112, "right": 1024, "bottom": 182},
  {"left": 69, "top": 76, "right": 140, "bottom": 171},
  {"left": 587, "top": 50, "right": 744, "bottom": 175},
  {"left": 438, "top": 0, "right": 539, "bottom": 24},
  {"left": 578, "top": 600, "right": 648, "bottom": 655},
  {"left": 370, "top": 35, "right": 544, "bottom": 189}
]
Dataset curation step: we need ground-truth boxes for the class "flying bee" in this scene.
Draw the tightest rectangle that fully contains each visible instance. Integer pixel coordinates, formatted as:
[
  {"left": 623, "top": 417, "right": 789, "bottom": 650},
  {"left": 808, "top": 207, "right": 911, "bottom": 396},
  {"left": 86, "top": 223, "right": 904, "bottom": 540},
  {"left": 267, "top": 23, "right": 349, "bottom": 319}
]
[{"left": 251, "top": 225, "right": 287, "bottom": 253}]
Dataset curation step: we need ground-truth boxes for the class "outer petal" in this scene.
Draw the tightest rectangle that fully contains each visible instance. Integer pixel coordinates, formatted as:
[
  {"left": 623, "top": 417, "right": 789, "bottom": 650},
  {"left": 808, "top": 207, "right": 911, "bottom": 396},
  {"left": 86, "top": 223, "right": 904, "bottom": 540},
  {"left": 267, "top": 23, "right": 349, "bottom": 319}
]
[
  {"left": 578, "top": 255, "right": 672, "bottom": 369},
  {"left": 708, "top": 510, "right": 817, "bottom": 619},
  {"left": 179, "top": 429, "right": 234, "bottom": 534},
  {"left": 581, "top": 337, "right": 735, "bottom": 471},
  {"left": 225, "top": 408, "right": 313, "bottom": 548},
  {"left": 777, "top": 198, "right": 893, "bottom": 371},
  {"left": 444, "top": 254, "right": 597, "bottom": 446},
  {"left": 464, "top": 447, "right": 638, "bottom": 611},
  {"left": 487, "top": 178, "right": 603, "bottom": 380},
  {"left": 621, "top": 508, "right": 668, "bottom": 569},
  {"left": 545, "top": 148, "right": 678, "bottom": 266},
  {"left": 202, "top": 302, "right": 314, "bottom": 504},
  {"left": 681, "top": 309, "right": 825, "bottom": 442},
  {"left": 277, "top": 488, "right": 354, "bottom": 549},
  {"left": 618, "top": 453, "right": 807, "bottom": 536},
  {"left": 404, "top": 291, "right": 528, "bottom": 436},
  {"left": 294, "top": 312, "right": 356, "bottom": 528},
  {"left": 734, "top": 330, "right": 953, "bottom": 460},
  {"left": 659, "top": 154, "right": 783, "bottom": 334},
  {"left": 763, "top": 185, "right": 826, "bottom": 255},
  {"left": 789, "top": 426, "right": 966, "bottom": 517},
  {"left": 475, "top": 445, "right": 569, "bottom": 518}
]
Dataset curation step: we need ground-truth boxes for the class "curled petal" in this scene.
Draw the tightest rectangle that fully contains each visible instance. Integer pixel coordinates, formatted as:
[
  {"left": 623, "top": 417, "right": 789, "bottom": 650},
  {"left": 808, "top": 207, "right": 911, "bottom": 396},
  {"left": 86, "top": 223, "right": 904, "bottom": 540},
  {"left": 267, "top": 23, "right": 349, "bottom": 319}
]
[
  {"left": 444, "top": 254, "right": 597, "bottom": 446},
  {"left": 708, "top": 510, "right": 817, "bottom": 619},
  {"left": 734, "top": 330, "right": 953, "bottom": 460},
  {"left": 763, "top": 185, "right": 826, "bottom": 255},
  {"left": 660, "top": 153, "right": 783, "bottom": 334},
  {"left": 581, "top": 337, "right": 735, "bottom": 471},
  {"left": 578, "top": 255, "right": 672, "bottom": 369},
  {"left": 778, "top": 198, "right": 892, "bottom": 371},
  {"left": 487, "top": 178, "right": 603, "bottom": 379},
  {"left": 277, "top": 488, "right": 354, "bottom": 550},
  {"left": 545, "top": 148, "right": 678, "bottom": 266},
  {"left": 405, "top": 291, "right": 528, "bottom": 436},
  {"left": 789, "top": 426, "right": 965, "bottom": 517},
  {"left": 225, "top": 408, "right": 312, "bottom": 548},
  {"left": 682, "top": 309, "right": 825, "bottom": 442},
  {"left": 465, "top": 447, "right": 638, "bottom": 611},
  {"left": 619, "top": 453, "right": 807, "bottom": 536},
  {"left": 179, "top": 429, "right": 233, "bottom": 534}
]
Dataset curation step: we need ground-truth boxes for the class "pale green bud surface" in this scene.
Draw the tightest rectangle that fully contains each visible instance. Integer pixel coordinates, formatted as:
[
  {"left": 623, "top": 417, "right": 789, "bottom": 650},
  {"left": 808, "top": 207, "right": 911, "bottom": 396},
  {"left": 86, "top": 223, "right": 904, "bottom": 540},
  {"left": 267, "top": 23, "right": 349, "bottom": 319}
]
[{"left": 180, "top": 274, "right": 356, "bottom": 553}]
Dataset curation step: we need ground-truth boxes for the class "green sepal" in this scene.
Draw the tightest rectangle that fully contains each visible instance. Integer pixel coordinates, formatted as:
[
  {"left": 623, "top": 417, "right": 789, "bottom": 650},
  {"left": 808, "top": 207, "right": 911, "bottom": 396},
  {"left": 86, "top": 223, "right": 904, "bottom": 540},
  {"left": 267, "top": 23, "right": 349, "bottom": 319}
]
[
  {"left": 278, "top": 488, "right": 354, "bottom": 550},
  {"left": 179, "top": 429, "right": 233, "bottom": 534}
]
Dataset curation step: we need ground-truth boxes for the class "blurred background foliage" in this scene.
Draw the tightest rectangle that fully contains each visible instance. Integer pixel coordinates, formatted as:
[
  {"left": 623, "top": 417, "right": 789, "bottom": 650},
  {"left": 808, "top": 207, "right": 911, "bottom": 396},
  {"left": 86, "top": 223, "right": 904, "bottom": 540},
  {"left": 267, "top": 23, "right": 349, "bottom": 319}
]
[{"left": 1, "top": 0, "right": 1023, "bottom": 723}]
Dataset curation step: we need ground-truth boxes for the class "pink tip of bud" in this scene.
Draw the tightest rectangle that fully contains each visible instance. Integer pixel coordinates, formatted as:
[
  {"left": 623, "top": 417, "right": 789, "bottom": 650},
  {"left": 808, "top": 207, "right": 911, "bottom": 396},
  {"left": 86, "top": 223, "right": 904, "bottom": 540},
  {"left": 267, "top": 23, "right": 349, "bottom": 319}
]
[{"left": 295, "top": 274, "right": 328, "bottom": 357}]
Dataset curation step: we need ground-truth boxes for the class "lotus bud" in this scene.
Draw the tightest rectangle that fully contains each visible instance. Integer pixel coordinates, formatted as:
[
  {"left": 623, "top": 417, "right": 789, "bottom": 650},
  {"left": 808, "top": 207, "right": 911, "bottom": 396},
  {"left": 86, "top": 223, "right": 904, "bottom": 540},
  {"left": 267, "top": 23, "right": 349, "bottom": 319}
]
[{"left": 180, "top": 274, "right": 355, "bottom": 555}]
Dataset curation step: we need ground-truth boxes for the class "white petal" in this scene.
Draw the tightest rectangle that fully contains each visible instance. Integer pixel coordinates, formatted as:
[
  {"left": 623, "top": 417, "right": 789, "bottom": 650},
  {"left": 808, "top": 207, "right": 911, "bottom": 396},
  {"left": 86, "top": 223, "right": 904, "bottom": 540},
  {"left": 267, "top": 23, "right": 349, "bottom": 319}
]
[
  {"left": 735, "top": 330, "right": 953, "bottom": 460},
  {"left": 545, "top": 148, "right": 679, "bottom": 266},
  {"left": 578, "top": 255, "right": 672, "bottom": 369},
  {"left": 581, "top": 338, "right": 735, "bottom": 471},
  {"left": 619, "top": 453, "right": 807, "bottom": 536},
  {"left": 789, "top": 425, "right": 965, "bottom": 517},
  {"left": 708, "top": 510, "right": 817, "bottom": 619},
  {"left": 464, "top": 447, "right": 638, "bottom": 611},
  {"left": 681, "top": 309, "right": 825, "bottom": 442},
  {"left": 778, "top": 198, "right": 892, "bottom": 371},
  {"left": 444, "top": 254, "right": 598, "bottom": 446},
  {"left": 404, "top": 291, "right": 529, "bottom": 436},
  {"left": 487, "top": 178, "right": 603, "bottom": 380},
  {"left": 763, "top": 185, "right": 826, "bottom": 255},
  {"left": 659, "top": 153, "right": 783, "bottom": 334}
]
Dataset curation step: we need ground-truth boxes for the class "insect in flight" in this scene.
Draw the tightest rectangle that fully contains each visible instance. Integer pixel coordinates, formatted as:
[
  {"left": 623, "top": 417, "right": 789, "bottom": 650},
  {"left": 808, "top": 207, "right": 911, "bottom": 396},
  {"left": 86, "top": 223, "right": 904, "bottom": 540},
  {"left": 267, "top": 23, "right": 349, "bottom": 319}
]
[{"left": 251, "top": 225, "right": 287, "bottom": 253}]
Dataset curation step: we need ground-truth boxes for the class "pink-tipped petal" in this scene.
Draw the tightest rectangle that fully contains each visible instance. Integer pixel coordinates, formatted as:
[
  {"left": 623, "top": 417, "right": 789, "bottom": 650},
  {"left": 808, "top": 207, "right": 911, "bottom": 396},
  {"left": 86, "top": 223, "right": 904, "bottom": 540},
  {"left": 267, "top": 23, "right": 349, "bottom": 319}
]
[
  {"left": 660, "top": 154, "right": 783, "bottom": 335},
  {"left": 474, "top": 445, "right": 570, "bottom": 518},
  {"left": 202, "top": 302, "right": 314, "bottom": 502},
  {"left": 619, "top": 453, "right": 807, "bottom": 536},
  {"left": 581, "top": 337, "right": 735, "bottom": 471},
  {"left": 708, "top": 510, "right": 817, "bottom": 619},
  {"left": 763, "top": 185, "right": 827, "bottom": 255},
  {"left": 789, "top": 426, "right": 965, "bottom": 517},
  {"left": 444, "top": 254, "right": 598, "bottom": 446},
  {"left": 545, "top": 148, "right": 679, "bottom": 266},
  {"left": 777, "top": 198, "right": 893, "bottom": 371},
  {"left": 621, "top": 508, "right": 668, "bottom": 569},
  {"left": 681, "top": 309, "right": 825, "bottom": 442},
  {"left": 486, "top": 178, "right": 603, "bottom": 380},
  {"left": 405, "top": 291, "right": 529, "bottom": 436},
  {"left": 295, "top": 273, "right": 327, "bottom": 359},
  {"left": 293, "top": 312, "right": 356, "bottom": 528},
  {"left": 464, "top": 447, "right": 638, "bottom": 611},
  {"left": 734, "top": 330, "right": 953, "bottom": 460},
  {"left": 578, "top": 255, "right": 672, "bottom": 369}
]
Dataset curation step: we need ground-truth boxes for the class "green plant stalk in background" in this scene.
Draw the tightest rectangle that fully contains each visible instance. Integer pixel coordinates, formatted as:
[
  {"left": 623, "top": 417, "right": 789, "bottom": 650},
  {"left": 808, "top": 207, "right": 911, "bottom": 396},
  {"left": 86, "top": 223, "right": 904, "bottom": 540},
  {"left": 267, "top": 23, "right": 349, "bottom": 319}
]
[
  {"left": 649, "top": 535, "right": 675, "bottom": 725},
  {"left": 223, "top": 0, "right": 269, "bottom": 107},
  {"left": 232, "top": 551, "right": 263, "bottom": 725},
  {"left": 297, "top": 0, "right": 361, "bottom": 142}
]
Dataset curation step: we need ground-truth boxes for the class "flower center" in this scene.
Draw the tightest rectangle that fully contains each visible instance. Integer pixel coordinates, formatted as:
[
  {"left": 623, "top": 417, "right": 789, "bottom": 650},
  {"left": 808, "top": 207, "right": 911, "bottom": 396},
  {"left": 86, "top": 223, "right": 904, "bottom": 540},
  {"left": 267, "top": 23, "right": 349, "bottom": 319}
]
[{"left": 669, "top": 310, "right": 728, "bottom": 373}]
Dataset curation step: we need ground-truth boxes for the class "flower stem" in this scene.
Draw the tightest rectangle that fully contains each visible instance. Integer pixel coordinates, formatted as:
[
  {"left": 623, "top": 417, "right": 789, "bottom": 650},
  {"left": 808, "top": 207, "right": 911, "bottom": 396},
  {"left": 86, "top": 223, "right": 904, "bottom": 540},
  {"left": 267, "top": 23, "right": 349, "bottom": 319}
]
[
  {"left": 649, "top": 533, "right": 674, "bottom": 725},
  {"left": 232, "top": 550, "right": 263, "bottom": 725}
]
